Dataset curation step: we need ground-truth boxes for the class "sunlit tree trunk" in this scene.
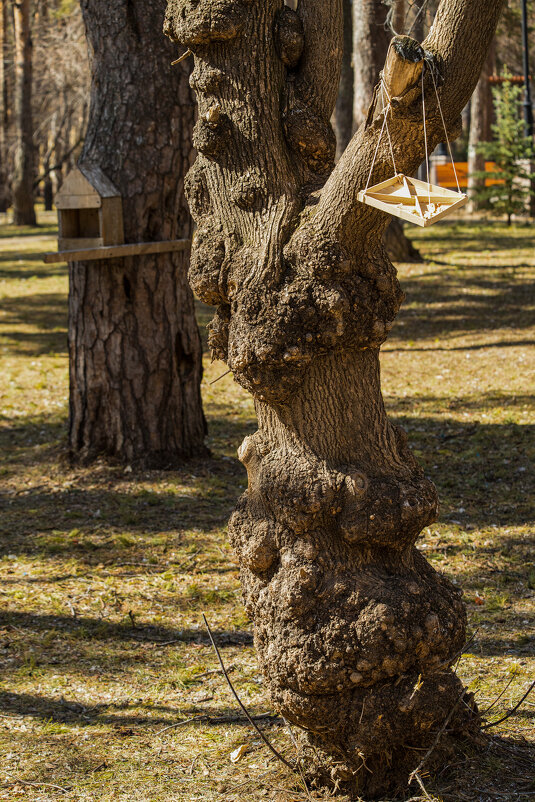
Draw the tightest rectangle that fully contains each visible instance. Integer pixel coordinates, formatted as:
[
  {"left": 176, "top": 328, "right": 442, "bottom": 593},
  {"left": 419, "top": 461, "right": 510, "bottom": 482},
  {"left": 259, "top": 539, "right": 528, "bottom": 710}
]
[
  {"left": 11, "top": 0, "right": 36, "bottom": 225},
  {"left": 393, "top": 0, "right": 406, "bottom": 34},
  {"left": 334, "top": 0, "right": 353, "bottom": 158},
  {"left": 468, "top": 39, "right": 495, "bottom": 211},
  {"left": 164, "top": 0, "right": 503, "bottom": 795},
  {"left": 0, "top": 0, "right": 9, "bottom": 212},
  {"left": 352, "top": 0, "right": 390, "bottom": 129},
  {"left": 70, "top": 0, "right": 206, "bottom": 467}
]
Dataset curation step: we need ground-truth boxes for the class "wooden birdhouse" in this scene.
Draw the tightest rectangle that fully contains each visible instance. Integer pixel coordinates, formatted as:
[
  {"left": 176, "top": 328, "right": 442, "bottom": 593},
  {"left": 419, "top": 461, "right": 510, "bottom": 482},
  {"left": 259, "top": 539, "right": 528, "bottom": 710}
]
[
  {"left": 44, "top": 163, "right": 191, "bottom": 265},
  {"left": 55, "top": 165, "right": 124, "bottom": 252}
]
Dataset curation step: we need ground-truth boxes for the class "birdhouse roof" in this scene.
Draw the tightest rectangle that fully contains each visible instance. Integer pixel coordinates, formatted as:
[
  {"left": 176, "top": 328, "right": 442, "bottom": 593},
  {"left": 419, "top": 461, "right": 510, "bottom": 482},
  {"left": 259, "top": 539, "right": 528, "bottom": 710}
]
[{"left": 55, "top": 164, "right": 120, "bottom": 209}]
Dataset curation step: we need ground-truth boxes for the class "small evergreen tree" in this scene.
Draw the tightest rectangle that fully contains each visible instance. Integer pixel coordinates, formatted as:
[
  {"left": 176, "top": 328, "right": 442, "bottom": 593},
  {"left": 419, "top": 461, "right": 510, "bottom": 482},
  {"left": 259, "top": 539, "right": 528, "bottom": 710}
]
[{"left": 473, "top": 67, "right": 534, "bottom": 225}]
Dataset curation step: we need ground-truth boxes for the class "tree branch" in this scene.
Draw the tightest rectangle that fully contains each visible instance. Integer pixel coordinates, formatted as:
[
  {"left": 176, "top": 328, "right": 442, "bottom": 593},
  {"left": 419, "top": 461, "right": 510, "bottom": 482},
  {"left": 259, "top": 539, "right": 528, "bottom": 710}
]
[
  {"left": 33, "top": 133, "right": 84, "bottom": 189},
  {"left": 308, "top": 0, "right": 504, "bottom": 251},
  {"left": 424, "top": 0, "right": 505, "bottom": 118}
]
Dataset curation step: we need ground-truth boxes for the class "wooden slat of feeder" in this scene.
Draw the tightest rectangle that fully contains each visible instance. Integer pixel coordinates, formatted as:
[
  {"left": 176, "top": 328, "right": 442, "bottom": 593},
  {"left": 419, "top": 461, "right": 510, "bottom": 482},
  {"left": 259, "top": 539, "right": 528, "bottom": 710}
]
[{"left": 43, "top": 239, "right": 191, "bottom": 264}]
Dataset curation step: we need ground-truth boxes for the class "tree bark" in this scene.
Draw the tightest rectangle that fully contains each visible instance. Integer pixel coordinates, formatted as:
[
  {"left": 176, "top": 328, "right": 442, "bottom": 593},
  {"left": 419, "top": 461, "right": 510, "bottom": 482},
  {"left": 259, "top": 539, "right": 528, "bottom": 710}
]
[
  {"left": 393, "top": 0, "right": 406, "bottom": 34},
  {"left": 11, "top": 0, "right": 36, "bottom": 225},
  {"left": 70, "top": 0, "right": 206, "bottom": 467},
  {"left": 334, "top": 0, "right": 353, "bottom": 158},
  {"left": 0, "top": 0, "right": 10, "bottom": 212},
  {"left": 164, "top": 0, "right": 503, "bottom": 795},
  {"left": 467, "top": 39, "right": 495, "bottom": 211},
  {"left": 352, "top": 0, "right": 390, "bottom": 130}
]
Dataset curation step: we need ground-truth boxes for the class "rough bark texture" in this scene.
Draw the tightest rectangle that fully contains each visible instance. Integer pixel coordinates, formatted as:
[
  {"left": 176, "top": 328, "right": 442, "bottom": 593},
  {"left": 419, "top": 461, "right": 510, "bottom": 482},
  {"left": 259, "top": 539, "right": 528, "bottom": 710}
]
[
  {"left": 70, "top": 0, "right": 206, "bottom": 467},
  {"left": 12, "top": 0, "right": 36, "bottom": 225},
  {"left": 164, "top": 0, "right": 503, "bottom": 796},
  {"left": 468, "top": 40, "right": 495, "bottom": 211},
  {"left": 352, "top": 0, "right": 390, "bottom": 130},
  {"left": 334, "top": 0, "right": 353, "bottom": 159},
  {"left": 0, "top": 0, "right": 9, "bottom": 212}
]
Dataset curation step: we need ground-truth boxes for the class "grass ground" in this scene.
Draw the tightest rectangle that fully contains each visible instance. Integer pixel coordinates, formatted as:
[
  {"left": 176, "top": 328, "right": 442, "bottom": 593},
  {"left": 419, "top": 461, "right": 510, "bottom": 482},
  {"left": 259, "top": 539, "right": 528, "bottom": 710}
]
[{"left": 0, "top": 210, "right": 534, "bottom": 801}]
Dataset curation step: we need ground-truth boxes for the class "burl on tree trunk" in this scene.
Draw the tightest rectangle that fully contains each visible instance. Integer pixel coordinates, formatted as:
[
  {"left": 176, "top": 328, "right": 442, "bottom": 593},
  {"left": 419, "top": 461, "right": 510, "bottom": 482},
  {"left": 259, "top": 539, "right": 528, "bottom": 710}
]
[{"left": 164, "top": 0, "right": 503, "bottom": 796}]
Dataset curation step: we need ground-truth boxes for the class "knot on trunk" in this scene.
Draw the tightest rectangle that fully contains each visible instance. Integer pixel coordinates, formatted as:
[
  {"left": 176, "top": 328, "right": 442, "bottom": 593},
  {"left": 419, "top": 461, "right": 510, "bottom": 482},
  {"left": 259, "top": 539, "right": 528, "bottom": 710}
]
[
  {"left": 187, "top": 220, "right": 404, "bottom": 403},
  {"left": 274, "top": 6, "right": 304, "bottom": 68},
  {"left": 164, "top": 0, "right": 252, "bottom": 45},
  {"left": 234, "top": 433, "right": 438, "bottom": 552},
  {"left": 282, "top": 104, "right": 337, "bottom": 173}
]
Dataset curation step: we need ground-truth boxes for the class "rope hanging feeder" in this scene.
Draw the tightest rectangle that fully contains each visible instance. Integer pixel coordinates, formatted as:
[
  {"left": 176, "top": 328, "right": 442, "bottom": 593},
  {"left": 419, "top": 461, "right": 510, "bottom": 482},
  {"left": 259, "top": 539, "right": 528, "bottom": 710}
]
[{"left": 358, "top": 63, "right": 467, "bottom": 228}]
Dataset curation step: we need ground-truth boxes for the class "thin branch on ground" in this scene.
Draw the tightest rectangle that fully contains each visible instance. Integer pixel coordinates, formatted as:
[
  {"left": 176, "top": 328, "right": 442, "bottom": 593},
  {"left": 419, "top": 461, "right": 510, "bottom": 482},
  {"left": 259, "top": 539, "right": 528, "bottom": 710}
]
[
  {"left": 202, "top": 612, "right": 295, "bottom": 771},
  {"left": 408, "top": 688, "right": 467, "bottom": 789},
  {"left": 480, "top": 673, "right": 516, "bottom": 715},
  {"left": 5, "top": 779, "right": 70, "bottom": 794},
  {"left": 481, "top": 680, "right": 535, "bottom": 730},
  {"left": 156, "top": 711, "right": 280, "bottom": 736},
  {"left": 283, "top": 718, "right": 313, "bottom": 801}
]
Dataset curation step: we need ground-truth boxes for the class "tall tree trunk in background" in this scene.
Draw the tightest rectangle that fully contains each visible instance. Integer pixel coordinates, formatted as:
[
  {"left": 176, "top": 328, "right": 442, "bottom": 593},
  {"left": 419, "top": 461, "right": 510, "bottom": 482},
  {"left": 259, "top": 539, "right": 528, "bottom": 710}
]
[
  {"left": 11, "top": 0, "right": 36, "bottom": 224},
  {"left": 164, "top": 0, "right": 503, "bottom": 796},
  {"left": 393, "top": 0, "right": 406, "bottom": 34},
  {"left": 0, "top": 0, "right": 9, "bottom": 211},
  {"left": 468, "top": 39, "right": 495, "bottom": 211},
  {"left": 352, "top": 0, "right": 390, "bottom": 129},
  {"left": 352, "top": 0, "right": 421, "bottom": 261},
  {"left": 410, "top": 0, "right": 426, "bottom": 41},
  {"left": 70, "top": 0, "right": 206, "bottom": 467},
  {"left": 334, "top": 0, "right": 353, "bottom": 158}
]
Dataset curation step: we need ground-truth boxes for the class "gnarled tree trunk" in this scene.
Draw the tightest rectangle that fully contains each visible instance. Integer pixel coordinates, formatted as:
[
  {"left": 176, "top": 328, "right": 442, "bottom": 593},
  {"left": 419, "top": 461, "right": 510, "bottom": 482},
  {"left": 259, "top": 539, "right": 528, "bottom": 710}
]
[
  {"left": 70, "top": 0, "right": 206, "bottom": 467},
  {"left": 11, "top": 0, "right": 36, "bottom": 225},
  {"left": 164, "top": 0, "right": 503, "bottom": 796}
]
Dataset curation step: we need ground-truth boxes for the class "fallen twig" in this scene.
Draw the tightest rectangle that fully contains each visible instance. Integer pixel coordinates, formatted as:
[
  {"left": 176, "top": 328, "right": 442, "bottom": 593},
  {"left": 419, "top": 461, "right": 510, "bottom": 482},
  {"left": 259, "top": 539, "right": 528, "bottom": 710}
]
[
  {"left": 283, "top": 718, "right": 313, "bottom": 801},
  {"left": 480, "top": 673, "right": 516, "bottom": 715},
  {"left": 209, "top": 369, "right": 232, "bottom": 385},
  {"left": 408, "top": 688, "right": 467, "bottom": 789},
  {"left": 482, "top": 679, "right": 535, "bottom": 730},
  {"left": 7, "top": 779, "right": 70, "bottom": 793},
  {"left": 156, "top": 711, "right": 279, "bottom": 736},
  {"left": 202, "top": 612, "right": 295, "bottom": 771}
]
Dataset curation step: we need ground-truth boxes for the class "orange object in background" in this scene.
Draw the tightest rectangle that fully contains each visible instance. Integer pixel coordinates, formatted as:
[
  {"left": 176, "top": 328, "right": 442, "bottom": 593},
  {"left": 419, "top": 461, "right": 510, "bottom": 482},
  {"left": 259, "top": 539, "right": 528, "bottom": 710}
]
[{"left": 436, "top": 161, "right": 502, "bottom": 188}]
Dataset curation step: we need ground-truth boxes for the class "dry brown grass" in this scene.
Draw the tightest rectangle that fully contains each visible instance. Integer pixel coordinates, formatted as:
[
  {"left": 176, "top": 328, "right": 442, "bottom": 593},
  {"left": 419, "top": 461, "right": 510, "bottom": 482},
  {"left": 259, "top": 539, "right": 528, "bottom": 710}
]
[{"left": 0, "top": 211, "right": 534, "bottom": 801}]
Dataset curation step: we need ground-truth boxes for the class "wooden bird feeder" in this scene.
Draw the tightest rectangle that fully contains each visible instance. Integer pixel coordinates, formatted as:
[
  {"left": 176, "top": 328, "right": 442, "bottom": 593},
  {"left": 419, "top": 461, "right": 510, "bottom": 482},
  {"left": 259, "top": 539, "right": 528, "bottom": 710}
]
[
  {"left": 358, "top": 174, "right": 467, "bottom": 227},
  {"left": 45, "top": 164, "right": 191, "bottom": 264},
  {"left": 55, "top": 165, "right": 124, "bottom": 252},
  {"left": 358, "top": 42, "right": 468, "bottom": 229}
]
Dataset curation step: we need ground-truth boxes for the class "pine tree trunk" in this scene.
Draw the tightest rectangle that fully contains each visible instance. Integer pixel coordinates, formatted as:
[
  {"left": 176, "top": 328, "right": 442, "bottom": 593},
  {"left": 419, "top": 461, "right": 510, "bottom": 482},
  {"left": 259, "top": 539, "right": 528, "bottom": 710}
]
[
  {"left": 11, "top": 0, "right": 36, "bottom": 225},
  {"left": 334, "top": 0, "right": 353, "bottom": 159},
  {"left": 164, "top": 0, "right": 503, "bottom": 795},
  {"left": 70, "top": 0, "right": 206, "bottom": 467},
  {"left": 0, "top": 0, "right": 9, "bottom": 212},
  {"left": 468, "top": 40, "right": 495, "bottom": 211}
]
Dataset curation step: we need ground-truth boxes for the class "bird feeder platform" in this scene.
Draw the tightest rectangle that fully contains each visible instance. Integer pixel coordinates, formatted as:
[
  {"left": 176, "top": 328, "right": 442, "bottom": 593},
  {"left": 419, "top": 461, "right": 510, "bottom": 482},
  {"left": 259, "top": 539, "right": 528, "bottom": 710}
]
[
  {"left": 358, "top": 173, "right": 467, "bottom": 227},
  {"left": 43, "top": 239, "right": 191, "bottom": 264}
]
